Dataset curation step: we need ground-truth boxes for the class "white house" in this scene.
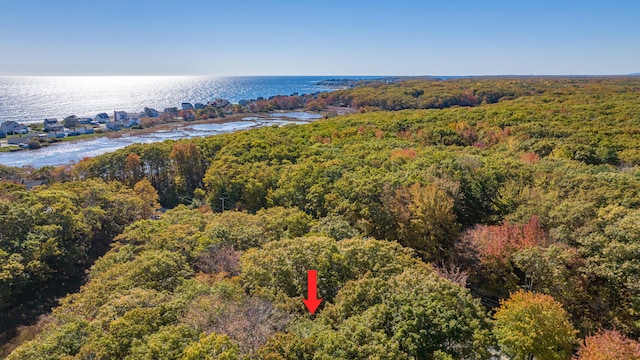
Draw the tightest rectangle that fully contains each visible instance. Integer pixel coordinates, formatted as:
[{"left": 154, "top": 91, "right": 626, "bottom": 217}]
[
  {"left": 75, "top": 126, "right": 95, "bottom": 135},
  {"left": 95, "top": 113, "right": 110, "bottom": 123}
]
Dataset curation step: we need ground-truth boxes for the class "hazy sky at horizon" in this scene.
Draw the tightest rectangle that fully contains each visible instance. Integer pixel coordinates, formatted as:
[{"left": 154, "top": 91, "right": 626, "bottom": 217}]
[{"left": 0, "top": 0, "right": 638, "bottom": 76}]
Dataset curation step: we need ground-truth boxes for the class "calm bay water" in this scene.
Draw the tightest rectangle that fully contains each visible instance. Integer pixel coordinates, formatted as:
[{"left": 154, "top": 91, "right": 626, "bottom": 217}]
[
  {"left": 0, "top": 76, "right": 342, "bottom": 123},
  {"left": 0, "top": 113, "right": 321, "bottom": 168}
]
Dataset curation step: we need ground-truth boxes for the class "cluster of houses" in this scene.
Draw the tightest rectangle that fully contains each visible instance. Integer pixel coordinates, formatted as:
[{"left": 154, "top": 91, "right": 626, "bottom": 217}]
[
  {"left": 107, "top": 111, "right": 142, "bottom": 131},
  {"left": 0, "top": 98, "right": 235, "bottom": 148},
  {"left": 43, "top": 118, "right": 96, "bottom": 138},
  {"left": 181, "top": 99, "right": 231, "bottom": 110},
  {"left": 1, "top": 118, "right": 97, "bottom": 148}
]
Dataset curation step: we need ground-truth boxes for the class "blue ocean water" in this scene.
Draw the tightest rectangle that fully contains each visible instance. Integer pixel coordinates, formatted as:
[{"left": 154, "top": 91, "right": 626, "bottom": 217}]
[{"left": 0, "top": 76, "right": 354, "bottom": 123}]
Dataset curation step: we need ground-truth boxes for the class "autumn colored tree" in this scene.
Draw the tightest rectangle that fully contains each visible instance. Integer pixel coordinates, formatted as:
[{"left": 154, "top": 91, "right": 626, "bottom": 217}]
[
  {"left": 170, "top": 142, "right": 207, "bottom": 197},
  {"left": 462, "top": 216, "right": 547, "bottom": 268},
  {"left": 133, "top": 178, "right": 160, "bottom": 219},
  {"left": 7, "top": 77, "right": 640, "bottom": 359},
  {"left": 388, "top": 183, "right": 460, "bottom": 260},
  {"left": 494, "top": 290, "right": 577, "bottom": 360},
  {"left": 575, "top": 329, "right": 640, "bottom": 360},
  {"left": 125, "top": 153, "right": 143, "bottom": 186}
]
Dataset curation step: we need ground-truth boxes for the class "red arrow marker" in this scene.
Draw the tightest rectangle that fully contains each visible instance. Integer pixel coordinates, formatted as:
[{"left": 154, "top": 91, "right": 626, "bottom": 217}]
[{"left": 302, "top": 270, "right": 322, "bottom": 314}]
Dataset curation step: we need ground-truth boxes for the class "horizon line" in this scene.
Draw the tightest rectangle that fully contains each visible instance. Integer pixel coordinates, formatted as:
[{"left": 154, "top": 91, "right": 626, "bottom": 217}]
[{"left": 0, "top": 73, "right": 639, "bottom": 78}]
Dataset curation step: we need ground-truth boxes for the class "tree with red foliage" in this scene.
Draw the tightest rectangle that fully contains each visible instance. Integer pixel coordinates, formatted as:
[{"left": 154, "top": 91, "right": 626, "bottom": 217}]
[{"left": 462, "top": 216, "right": 547, "bottom": 267}]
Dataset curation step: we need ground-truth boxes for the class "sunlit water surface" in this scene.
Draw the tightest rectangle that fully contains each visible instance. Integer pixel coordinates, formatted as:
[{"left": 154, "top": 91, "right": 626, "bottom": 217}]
[
  {"left": 0, "top": 75, "right": 345, "bottom": 168},
  {"left": 0, "top": 76, "right": 339, "bottom": 123}
]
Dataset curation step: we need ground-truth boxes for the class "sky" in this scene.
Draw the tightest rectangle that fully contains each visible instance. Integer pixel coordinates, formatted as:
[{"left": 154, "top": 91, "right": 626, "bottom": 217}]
[{"left": 0, "top": 0, "right": 638, "bottom": 76}]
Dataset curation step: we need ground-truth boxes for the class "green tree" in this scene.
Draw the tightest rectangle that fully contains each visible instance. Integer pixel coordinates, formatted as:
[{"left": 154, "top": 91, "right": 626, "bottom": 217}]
[
  {"left": 127, "top": 324, "right": 199, "bottom": 360},
  {"left": 182, "top": 332, "right": 240, "bottom": 360},
  {"left": 310, "top": 215, "right": 360, "bottom": 240},
  {"left": 6, "top": 320, "right": 90, "bottom": 360}
]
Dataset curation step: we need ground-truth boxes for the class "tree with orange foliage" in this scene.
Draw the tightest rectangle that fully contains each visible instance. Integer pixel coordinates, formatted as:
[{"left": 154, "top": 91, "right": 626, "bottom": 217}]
[
  {"left": 125, "top": 153, "right": 143, "bottom": 186},
  {"left": 170, "top": 142, "right": 207, "bottom": 196},
  {"left": 133, "top": 178, "right": 160, "bottom": 219},
  {"left": 576, "top": 329, "right": 640, "bottom": 360}
]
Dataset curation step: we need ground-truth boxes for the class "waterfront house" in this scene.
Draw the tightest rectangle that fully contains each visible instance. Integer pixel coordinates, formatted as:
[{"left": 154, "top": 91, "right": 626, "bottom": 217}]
[
  {"left": 73, "top": 126, "right": 95, "bottom": 135},
  {"left": 78, "top": 117, "right": 92, "bottom": 125},
  {"left": 124, "top": 113, "right": 141, "bottom": 128},
  {"left": 209, "top": 99, "right": 231, "bottom": 108},
  {"left": 106, "top": 122, "right": 122, "bottom": 131},
  {"left": 95, "top": 113, "right": 110, "bottom": 123},
  {"left": 114, "top": 111, "right": 128, "bottom": 122},
  {"left": 47, "top": 131, "right": 65, "bottom": 139},
  {"left": 8, "top": 136, "right": 29, "bottom": 145},
  {"left": 1, "top": 121, "right": 29, "bottom": 135},
  {"left": 44, "top": 118, "right": 63, "bottom": 132},
  {"left": 181, "top": 102, "right": 194, "bottom": 110},
  {"left": 194, "top": 103, "right": 205, "bottom": 110},
  {"left": 164, "top": 107, "right": 179, "bottom": 115},
  {"left": 143, "top": 107, "right": 159, "bottom": 118},
  {"left": 125, "top": 120, "right": 139, "bottom": 128}
]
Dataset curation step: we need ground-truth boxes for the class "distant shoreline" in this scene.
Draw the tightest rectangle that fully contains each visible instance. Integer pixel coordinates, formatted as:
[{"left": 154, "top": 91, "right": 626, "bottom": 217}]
[
  {"left": 0, "top": 76, "right": 376, "bottom": 124},
  {"left": 0, "top": 106, "right": 354, "bottom": 154},
  {"left": 0, "top": 108, "right": 355, "bottom": 168}
]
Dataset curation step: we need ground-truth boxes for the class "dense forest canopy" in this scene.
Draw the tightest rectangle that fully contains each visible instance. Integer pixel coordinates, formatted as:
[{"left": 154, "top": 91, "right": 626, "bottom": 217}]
[{"left": 2, "top": 77, "right": 640, "bottom": 359}]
